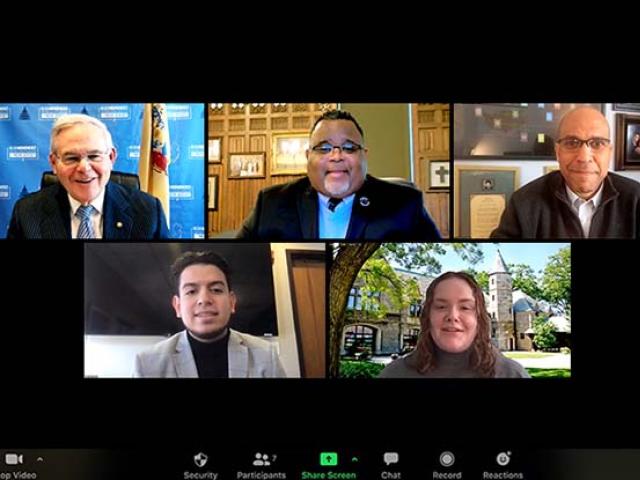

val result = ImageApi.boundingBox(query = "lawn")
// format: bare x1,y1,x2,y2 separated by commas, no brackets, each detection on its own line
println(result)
526,368,571,378
504,352,563,359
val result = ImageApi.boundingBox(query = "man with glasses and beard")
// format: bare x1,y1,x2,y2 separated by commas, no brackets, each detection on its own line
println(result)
7,114,169,239
236,109,441,240
491,106,640,239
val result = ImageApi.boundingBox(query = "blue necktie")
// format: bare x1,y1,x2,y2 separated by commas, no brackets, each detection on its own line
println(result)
76,205,95,239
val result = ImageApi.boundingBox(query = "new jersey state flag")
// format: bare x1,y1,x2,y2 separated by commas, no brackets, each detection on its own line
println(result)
139,103,171,223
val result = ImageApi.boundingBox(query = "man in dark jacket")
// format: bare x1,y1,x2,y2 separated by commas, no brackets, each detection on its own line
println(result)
491,106,640,239
7,113,169,239
237,109,440,240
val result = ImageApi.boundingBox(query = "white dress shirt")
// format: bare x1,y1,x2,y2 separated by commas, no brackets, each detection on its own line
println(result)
565,184,603,238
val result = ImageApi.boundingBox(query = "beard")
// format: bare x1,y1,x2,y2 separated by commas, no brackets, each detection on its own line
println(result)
324,175,351,197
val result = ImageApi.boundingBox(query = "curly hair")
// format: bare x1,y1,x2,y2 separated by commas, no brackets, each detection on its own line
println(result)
414,271,496,377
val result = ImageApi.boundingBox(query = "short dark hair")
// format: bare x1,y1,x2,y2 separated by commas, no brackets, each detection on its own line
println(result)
171,251,232,294
310,109,364,140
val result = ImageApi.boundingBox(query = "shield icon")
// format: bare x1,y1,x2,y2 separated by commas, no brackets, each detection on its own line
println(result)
194,452,208,468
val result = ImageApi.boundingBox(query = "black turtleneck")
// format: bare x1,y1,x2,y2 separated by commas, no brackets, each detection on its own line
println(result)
187,329,230,378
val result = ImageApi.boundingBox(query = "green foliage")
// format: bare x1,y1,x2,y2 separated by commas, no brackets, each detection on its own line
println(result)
378,243,483,274
541,246,571,317
509,263,543,299
353,243,484,319
533,315,557,350
464,268,489,292
526,368,571,378
339,361,385,378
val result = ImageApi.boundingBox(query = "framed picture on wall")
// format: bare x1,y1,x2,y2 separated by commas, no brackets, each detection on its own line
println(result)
613,104,640,113
208,137,222,163
429,160,450,189
615,114,640,170
228,153,265,179
271,133,309,175
208,175,218,210
454,165,520,238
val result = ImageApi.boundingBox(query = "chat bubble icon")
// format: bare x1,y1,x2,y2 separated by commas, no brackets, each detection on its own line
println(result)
383,452,399,466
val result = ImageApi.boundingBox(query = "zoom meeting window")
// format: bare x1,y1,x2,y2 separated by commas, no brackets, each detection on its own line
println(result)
330,242,571,379
83,242,326,378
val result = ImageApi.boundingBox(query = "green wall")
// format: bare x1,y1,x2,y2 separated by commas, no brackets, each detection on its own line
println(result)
341,103,411,180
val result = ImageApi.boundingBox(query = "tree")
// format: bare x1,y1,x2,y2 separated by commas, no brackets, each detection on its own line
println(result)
330,243,380,377
353,251,423,320
329,243,483,377
533,315,557,350
464,268,489,292
540,246,571,317
508,263,543,299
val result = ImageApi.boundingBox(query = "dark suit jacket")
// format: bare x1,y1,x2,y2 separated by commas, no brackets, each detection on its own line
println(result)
7,182,169,239
236,175,441,240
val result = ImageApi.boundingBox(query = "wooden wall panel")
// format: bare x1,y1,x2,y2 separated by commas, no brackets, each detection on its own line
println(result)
412,103,451,238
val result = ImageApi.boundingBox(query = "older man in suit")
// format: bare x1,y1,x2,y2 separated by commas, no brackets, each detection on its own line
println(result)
133,251,286,378
236,109,441,240
7,114,168,239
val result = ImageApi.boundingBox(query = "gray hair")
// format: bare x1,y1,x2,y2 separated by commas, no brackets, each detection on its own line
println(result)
50,114,114,155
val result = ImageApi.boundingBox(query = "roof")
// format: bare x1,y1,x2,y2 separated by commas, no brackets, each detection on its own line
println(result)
489,249,509,275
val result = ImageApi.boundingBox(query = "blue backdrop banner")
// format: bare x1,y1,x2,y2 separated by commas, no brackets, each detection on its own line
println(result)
0,103,205,238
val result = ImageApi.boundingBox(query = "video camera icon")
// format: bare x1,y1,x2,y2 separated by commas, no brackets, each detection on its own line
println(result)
5,453,23,465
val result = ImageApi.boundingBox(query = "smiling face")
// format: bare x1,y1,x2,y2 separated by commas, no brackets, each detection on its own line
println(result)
555,107,611,200
49,123,116,204
428,277,479,354
306,119,368,198
172,264,237,340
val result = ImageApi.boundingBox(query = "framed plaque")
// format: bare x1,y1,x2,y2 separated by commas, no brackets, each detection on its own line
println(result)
543,165,559,175
454,165,520,238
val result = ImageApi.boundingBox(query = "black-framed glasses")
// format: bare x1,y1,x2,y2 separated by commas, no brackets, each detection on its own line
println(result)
556,137,611,152
310,141,364,155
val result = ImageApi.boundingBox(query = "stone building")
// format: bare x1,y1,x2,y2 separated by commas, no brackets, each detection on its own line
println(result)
342,250,570,356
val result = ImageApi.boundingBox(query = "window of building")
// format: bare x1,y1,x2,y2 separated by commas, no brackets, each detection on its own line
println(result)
347,287,362,310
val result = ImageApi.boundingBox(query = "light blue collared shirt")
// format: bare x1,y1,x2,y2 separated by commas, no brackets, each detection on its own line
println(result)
318,193,354,239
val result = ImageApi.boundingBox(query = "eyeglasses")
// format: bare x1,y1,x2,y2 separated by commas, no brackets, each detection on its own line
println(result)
310,141,364,155
556,137,611,152
56,152,109,166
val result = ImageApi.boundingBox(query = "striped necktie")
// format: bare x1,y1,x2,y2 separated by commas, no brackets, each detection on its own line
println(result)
76,205,96,239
